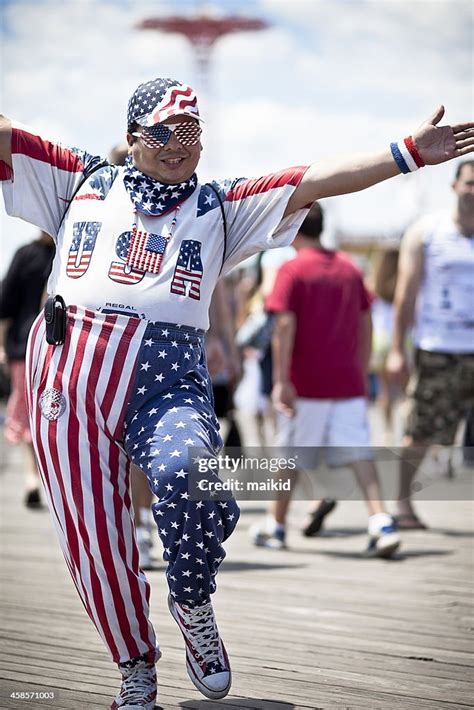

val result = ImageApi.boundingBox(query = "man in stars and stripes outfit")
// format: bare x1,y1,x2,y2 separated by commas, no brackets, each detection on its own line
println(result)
0,78,472,709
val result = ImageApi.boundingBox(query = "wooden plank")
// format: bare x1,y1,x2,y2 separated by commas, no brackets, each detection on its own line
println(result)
1,441,473,709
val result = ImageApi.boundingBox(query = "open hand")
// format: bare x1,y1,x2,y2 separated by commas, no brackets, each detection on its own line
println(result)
413,106,474,165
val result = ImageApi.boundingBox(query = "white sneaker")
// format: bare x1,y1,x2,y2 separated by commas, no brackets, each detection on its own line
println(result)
136,525,153,570
366,513,401,558
250,521,287,550
168,595,231,700
111,655,157,709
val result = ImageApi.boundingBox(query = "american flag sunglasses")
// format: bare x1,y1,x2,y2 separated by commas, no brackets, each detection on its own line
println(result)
132,122,202,148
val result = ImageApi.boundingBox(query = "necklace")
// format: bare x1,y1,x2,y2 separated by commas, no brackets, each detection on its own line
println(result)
126,205,180,274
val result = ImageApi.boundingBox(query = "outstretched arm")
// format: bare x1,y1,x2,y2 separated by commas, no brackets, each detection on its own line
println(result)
0,116,106,238
284,106,474,216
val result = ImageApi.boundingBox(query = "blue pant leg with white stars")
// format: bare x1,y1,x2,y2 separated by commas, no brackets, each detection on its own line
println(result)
123,323,240,605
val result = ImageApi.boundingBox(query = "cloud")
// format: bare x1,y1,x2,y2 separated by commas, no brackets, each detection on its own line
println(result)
1,0,472,273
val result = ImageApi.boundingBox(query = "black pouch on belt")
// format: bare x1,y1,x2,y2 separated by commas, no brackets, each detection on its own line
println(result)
44,295,67,345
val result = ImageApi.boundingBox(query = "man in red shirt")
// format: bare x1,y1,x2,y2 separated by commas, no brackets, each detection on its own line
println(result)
251,203,401,557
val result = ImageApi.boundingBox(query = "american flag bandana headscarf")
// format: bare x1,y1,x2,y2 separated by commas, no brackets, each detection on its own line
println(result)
122,155,197,216
127,78,201,129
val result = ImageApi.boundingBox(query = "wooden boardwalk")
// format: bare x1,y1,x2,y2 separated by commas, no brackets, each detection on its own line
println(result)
0,442,473,710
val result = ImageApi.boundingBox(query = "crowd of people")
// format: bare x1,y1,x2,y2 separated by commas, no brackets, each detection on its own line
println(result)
0,76,472,709
226,160,473,552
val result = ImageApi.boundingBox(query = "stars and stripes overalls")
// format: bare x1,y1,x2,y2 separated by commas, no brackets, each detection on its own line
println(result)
27,306,239,663
3,125,308,665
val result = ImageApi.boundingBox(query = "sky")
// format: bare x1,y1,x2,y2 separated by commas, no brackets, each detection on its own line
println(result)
1,0,472,273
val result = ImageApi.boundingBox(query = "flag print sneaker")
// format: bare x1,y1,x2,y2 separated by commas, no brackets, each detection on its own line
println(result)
111,652,159,709
168,595,231,700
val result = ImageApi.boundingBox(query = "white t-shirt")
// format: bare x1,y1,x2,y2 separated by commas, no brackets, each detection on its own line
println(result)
2,125,309,329
414,211,474,353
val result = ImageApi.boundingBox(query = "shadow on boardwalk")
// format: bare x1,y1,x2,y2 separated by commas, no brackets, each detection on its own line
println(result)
0,442,473,709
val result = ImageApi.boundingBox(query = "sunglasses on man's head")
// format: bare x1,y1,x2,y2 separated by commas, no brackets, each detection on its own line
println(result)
132,121,202,148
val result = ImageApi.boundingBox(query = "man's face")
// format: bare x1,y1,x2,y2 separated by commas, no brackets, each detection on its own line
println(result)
453,164,474,214
127,115,201,184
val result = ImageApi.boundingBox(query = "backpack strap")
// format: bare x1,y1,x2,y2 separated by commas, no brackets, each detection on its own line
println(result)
57,157,109,234
206,182,228,275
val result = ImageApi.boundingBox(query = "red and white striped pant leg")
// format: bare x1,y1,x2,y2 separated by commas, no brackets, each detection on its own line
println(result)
25,307,159,664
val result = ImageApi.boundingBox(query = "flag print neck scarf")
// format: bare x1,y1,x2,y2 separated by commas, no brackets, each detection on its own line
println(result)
123,155,197,217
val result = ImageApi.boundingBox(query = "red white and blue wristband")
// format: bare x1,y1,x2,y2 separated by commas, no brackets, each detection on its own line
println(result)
390,136,425,174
